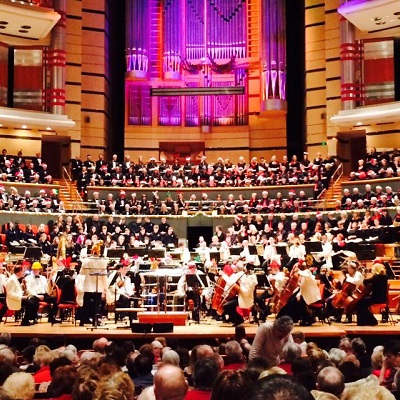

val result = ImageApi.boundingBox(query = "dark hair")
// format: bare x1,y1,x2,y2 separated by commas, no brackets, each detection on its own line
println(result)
338,361,363,383
243,375,314,400
193,358,220,390
383,340,400,357
134,354,153,375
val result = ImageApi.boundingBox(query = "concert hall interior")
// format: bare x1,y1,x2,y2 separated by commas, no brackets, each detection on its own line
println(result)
1,1,400,398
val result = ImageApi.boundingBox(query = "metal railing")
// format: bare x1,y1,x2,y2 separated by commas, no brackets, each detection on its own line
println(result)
61,166,83,213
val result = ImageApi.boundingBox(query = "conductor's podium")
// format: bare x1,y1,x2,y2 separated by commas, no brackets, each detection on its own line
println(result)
138,311,189,326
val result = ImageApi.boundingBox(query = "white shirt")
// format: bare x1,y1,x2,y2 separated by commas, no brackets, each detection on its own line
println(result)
346,270,364,287
80,257,108,293
298,269,321,305
288,244,306,260
25,273,49,297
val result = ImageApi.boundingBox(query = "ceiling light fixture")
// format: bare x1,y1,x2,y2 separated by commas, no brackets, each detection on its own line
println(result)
21,125,27,129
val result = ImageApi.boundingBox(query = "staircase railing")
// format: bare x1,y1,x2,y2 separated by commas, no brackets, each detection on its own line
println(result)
329,163,343,200
61,166,84,212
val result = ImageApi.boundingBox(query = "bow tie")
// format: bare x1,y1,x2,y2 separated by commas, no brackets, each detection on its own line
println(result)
35,276,40,279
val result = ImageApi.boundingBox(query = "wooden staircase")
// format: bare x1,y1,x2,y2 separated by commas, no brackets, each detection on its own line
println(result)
53,179,83,212
320,175,348,209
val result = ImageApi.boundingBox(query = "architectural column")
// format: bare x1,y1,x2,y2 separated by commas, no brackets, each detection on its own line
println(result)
339,1,363,110
48,0,66,115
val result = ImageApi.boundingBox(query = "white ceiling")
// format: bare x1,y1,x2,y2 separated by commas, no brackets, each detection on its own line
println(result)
0,0,60,40
338,0,400,33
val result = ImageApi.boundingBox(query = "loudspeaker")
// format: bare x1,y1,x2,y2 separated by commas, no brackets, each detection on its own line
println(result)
131,323,152,333
153,322,174,333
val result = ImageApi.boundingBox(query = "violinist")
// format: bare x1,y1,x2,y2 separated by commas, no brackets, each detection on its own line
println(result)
277,259,321,326
355,263,388,326
222,260,258,326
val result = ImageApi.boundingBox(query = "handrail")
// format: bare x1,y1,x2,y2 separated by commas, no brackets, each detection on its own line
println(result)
62,166,83,212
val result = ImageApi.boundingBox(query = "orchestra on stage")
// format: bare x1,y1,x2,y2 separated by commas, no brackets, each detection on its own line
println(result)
0,209,399,328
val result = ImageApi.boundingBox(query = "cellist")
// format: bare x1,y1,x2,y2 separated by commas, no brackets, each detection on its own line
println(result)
221,259,258,326
276,259,321,326
355,262,388,326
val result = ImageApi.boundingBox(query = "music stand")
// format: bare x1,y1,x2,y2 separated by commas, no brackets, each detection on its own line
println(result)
209,251,221,264
127,247,147,258
256,274,270,288
186,274,203,324
88,271,108,331
275,245,288,256
106,249,125,259
229,247,242,257
305,241,323,253
148,248,166,259
24,247,42,261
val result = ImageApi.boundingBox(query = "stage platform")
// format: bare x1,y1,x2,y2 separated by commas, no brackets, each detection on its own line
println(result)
2,314,400,351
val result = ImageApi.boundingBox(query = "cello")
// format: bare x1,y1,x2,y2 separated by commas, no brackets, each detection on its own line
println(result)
275,262,300,313
211,272,243,315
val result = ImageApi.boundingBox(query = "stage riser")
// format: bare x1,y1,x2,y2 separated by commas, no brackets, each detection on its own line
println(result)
138,312,189,326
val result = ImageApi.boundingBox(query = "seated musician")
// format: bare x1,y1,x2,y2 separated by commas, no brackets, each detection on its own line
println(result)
277,259,321,326
0,264,9,321
106,262,136,321
314,233,334,269
327,261,364,323
173,261,198,311
287,238,306,270
355,262,388,326
222,260,258,326
254,260,286,322
5,265,39,326
25,262,60,324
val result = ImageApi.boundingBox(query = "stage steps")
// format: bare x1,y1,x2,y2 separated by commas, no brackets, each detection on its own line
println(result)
52,179,84,212
321,175,349,209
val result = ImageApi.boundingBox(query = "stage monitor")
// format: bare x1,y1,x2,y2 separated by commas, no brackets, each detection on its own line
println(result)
148,248,166,259
24,247,42,260
131,323,152,333
153,322,173,333
304,241,322,253
127,247,147,258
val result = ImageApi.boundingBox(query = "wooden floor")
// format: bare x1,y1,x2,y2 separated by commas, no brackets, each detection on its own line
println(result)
2,313,400,350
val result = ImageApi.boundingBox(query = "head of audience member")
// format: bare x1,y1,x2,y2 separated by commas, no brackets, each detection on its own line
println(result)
246,356,271,382
383,340,400,370
328,348,346,367
95,371,135,400
93,337,110,354
196,344,215,362
243,374,313,400
153,363,188,400
338,360,363,383
370,345,384,371
192,357,220,391
316,366,345,398
282,342,301,364
3,372,35,400
33,345,55,368
48,365,77,397
162,350,180,366
211,370,253,400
